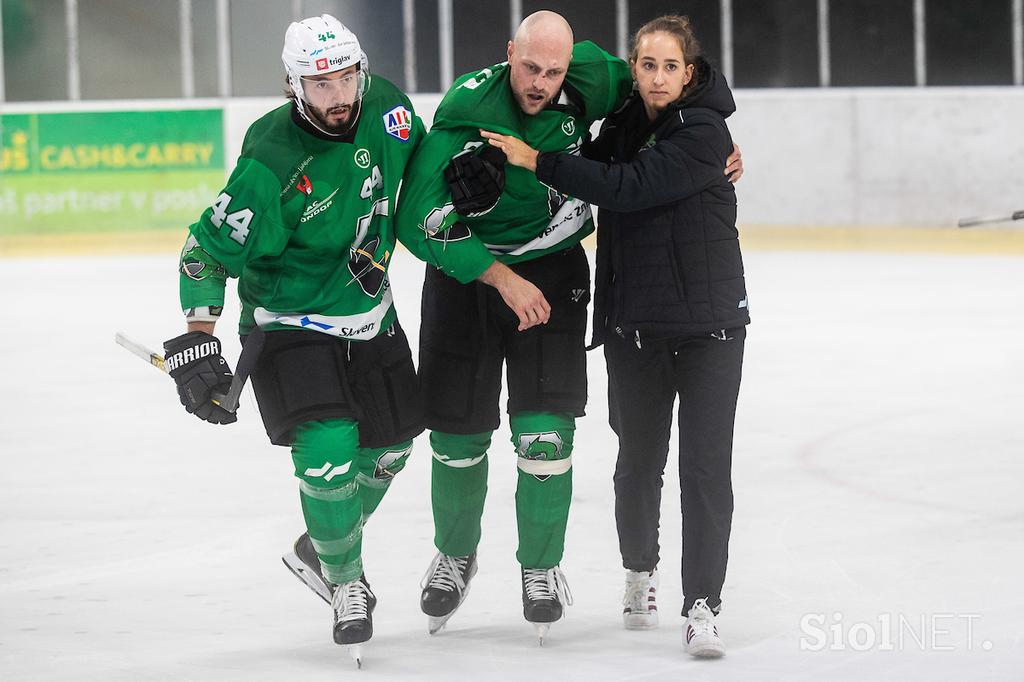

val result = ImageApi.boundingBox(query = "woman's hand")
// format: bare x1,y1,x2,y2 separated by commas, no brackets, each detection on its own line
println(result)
480,130,539,172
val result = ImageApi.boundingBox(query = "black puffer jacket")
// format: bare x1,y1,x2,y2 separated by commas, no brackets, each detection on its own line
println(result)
536,58,749,347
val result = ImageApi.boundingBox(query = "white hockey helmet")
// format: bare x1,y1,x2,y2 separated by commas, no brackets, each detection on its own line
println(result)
282,15,370,126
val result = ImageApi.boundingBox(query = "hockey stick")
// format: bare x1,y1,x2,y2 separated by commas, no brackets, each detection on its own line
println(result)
115,332,169,372
114,329,265,413
957,210,1024,228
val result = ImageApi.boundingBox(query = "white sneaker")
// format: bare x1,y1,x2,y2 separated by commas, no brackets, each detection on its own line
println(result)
683,598,725,657
622,569,658,629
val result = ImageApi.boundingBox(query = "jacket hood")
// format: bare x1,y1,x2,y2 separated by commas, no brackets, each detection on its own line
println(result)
675,57,735,119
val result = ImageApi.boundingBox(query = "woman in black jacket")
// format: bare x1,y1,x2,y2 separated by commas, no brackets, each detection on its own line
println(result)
482,15,748,658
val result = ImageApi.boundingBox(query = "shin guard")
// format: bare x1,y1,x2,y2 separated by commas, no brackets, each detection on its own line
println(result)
356,440,413,521
291,419,364,585
430,430,492,557
510,412,575,569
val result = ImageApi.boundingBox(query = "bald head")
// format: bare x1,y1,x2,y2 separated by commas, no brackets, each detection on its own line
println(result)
507,11,574,115
513,10,574,49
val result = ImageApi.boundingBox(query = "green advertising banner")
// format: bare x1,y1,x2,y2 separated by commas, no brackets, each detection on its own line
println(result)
0,109,224,235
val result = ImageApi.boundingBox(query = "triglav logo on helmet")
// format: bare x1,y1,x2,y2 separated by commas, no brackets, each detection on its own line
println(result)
383,105,412,142
315,55,351,72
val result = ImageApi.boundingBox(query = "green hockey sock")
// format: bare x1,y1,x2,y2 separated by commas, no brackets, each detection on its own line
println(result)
510,412,575,569
430,430,491,557
291,419,364,585
356,440,413,522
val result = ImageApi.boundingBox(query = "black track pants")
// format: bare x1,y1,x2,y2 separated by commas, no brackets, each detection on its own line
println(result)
605,327,745,615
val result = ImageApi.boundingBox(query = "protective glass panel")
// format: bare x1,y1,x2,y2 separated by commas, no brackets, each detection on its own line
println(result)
830,0,914,86
413,0,440,92
926,0,1013,85
2,0,69,101
191,0,220,98
452,0,512,83
78,0,182,99
733,0,818,87
230,0,293,96
522,0,617,57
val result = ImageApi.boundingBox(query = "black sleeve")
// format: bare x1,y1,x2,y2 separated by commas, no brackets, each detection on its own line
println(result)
580,117,618,162
536,111,729,213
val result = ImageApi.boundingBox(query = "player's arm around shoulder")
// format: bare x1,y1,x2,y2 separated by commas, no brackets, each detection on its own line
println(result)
395,126,549,330
566,40,633,124
394,127,496,283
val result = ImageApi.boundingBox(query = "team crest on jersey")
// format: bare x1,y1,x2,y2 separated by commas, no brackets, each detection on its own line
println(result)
382,105,412,141
179,235,224,282
348,235,389,297
296,175,312,195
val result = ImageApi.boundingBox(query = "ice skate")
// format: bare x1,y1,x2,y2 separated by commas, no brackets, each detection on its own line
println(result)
333,576,377,667
282,532,332,604
683,598,725,658
622,569,659,629
521,566,573,645
420,551,478,634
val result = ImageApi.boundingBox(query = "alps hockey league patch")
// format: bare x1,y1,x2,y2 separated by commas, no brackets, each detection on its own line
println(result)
382,105,412,142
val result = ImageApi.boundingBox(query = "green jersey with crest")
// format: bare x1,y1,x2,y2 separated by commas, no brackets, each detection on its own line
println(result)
395,41,631,284
179,76,424,339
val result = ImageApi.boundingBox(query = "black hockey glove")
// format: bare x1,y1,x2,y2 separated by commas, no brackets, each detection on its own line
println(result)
444,145,507,217
163,331,237,425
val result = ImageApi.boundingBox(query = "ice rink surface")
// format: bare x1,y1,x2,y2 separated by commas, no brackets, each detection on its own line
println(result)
1,245,1022,681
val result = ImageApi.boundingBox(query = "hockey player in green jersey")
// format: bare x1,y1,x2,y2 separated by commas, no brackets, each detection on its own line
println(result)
163,14,424,665
395,10,630,642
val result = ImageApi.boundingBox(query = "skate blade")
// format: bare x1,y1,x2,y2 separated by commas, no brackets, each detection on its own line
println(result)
425,579,475,635
534,623,550,646
282,552,332,604
427,613,453,635
348,644,363,668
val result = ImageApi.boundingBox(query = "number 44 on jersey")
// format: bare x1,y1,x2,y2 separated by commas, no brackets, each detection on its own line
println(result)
209,192,255,245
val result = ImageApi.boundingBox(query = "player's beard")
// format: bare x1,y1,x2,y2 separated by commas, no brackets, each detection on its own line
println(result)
309,100,359,135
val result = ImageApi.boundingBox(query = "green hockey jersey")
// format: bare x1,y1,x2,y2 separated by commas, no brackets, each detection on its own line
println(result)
179,76,425,339
395,41,631,284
